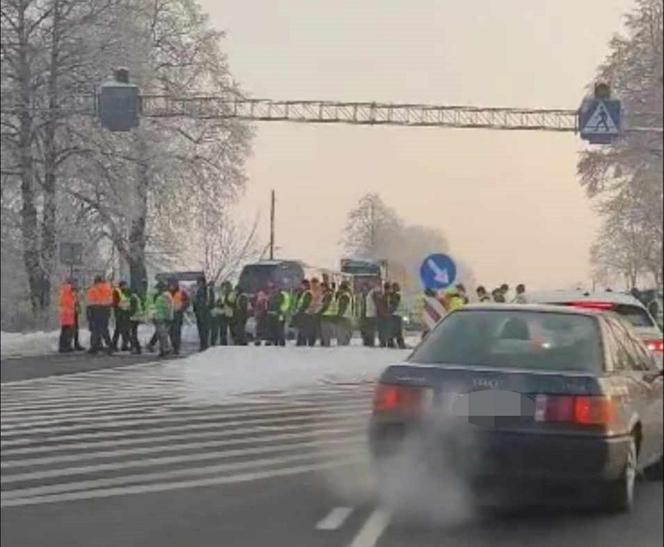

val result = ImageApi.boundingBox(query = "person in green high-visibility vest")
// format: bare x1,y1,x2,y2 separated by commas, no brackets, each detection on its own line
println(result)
267,285,290,346
128,287,145,354
319,283,338,347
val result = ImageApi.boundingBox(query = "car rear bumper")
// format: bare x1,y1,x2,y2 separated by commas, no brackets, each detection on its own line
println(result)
369,422,631,483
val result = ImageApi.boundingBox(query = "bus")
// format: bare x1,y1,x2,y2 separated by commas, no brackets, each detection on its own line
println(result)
340,258,383,293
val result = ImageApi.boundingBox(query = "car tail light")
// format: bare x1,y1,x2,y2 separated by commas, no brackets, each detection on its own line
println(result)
645,339,664,353
373,383,425,415
535,394,613,426
568,301,614,311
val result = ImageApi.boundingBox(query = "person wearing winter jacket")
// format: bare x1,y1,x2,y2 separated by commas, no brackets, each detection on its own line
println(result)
128,288,145,354
58,279,76,353
336,282,354,346
387,282,406,349
152,282,173,357
293,279,312,346
232,286,250,346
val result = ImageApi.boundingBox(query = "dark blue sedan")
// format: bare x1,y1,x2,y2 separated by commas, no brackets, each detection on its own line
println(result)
369,304,663,513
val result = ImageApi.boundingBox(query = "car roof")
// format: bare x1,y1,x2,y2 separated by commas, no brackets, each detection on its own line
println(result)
459,303,605,317
527,290,646,308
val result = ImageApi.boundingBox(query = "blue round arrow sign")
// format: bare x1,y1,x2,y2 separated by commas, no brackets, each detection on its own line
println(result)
419,253,457,290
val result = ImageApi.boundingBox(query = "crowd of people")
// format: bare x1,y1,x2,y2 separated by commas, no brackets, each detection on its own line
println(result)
57,275,529,356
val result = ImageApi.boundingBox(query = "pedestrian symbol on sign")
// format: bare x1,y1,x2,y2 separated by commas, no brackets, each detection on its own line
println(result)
584,102,618,134
579,98,621,144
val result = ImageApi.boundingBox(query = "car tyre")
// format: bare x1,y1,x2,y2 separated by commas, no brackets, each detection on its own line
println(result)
603,437,637,513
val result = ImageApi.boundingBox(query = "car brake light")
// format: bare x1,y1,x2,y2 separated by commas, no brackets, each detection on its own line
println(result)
373,383,424,415
645,339,664,353
568,301,614,311
535,394,613,426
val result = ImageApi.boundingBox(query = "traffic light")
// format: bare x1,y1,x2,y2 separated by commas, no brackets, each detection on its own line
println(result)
98,68,140,132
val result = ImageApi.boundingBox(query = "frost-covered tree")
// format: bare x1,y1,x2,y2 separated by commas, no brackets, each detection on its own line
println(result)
1,0,252,328
342,192,474,294
343,193,402,260
578,0,663,290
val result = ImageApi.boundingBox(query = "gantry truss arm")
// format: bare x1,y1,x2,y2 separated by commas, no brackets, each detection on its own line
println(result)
140,96,580,132
1,93,661,132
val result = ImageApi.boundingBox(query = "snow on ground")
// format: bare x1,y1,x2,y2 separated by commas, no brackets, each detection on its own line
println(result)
167,342,413,405
0,324,198,359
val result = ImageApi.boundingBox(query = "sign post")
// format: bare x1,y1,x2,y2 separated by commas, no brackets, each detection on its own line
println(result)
59,242,83,280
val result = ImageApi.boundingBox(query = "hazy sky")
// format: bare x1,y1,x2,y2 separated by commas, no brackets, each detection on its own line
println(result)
200,0,633,289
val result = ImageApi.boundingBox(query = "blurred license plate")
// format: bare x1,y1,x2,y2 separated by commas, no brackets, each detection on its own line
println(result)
451,390,527,417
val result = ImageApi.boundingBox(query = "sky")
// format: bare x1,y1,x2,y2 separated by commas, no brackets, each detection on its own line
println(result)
200,0,633,290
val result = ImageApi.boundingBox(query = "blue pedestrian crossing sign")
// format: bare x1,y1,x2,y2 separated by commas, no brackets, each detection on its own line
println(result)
579,99,621,144
419,253,457,290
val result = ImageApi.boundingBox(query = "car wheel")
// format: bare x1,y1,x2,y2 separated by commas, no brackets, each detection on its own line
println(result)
603,437,637,513
644,456,663,481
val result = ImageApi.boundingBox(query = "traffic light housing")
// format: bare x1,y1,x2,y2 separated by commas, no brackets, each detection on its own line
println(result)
98,68,140,132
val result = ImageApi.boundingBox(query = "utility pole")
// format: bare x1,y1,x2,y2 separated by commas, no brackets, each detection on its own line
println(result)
269,190,275,260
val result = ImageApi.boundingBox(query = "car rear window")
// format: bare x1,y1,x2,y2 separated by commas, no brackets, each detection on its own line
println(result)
410,310,603,373
551,302,655,328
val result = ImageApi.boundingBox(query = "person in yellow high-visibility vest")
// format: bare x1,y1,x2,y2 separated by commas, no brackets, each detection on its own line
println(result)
336,282,354,346
439,283,467,313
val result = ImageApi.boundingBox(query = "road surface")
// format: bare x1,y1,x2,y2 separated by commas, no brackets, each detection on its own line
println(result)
2,357,662,547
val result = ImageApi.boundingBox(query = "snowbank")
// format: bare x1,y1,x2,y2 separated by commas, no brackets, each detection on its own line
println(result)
168,344,412,405
1,324,198,359
0,330,88,359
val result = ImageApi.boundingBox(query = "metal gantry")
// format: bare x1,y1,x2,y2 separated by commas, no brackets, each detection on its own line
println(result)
2,92,661,133
139,96,579,132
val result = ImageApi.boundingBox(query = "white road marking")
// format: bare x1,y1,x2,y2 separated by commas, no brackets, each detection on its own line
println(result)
348,509,392,547
1,409,368,448
0,457,364,507
0,401,369,436
1,427,363,469
1,436,365,482
2,447,361,501
316,506,354,530
1,415,364,456
0,390,369,421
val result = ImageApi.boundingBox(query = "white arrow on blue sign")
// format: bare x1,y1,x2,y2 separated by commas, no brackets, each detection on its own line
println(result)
419,253,457,290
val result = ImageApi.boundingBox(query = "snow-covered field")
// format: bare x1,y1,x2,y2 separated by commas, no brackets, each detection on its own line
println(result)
165,343,411,405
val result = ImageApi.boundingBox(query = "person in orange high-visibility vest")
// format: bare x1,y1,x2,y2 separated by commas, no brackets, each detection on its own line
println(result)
86,275,114,354
168,278,190,355
58,280,76,353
